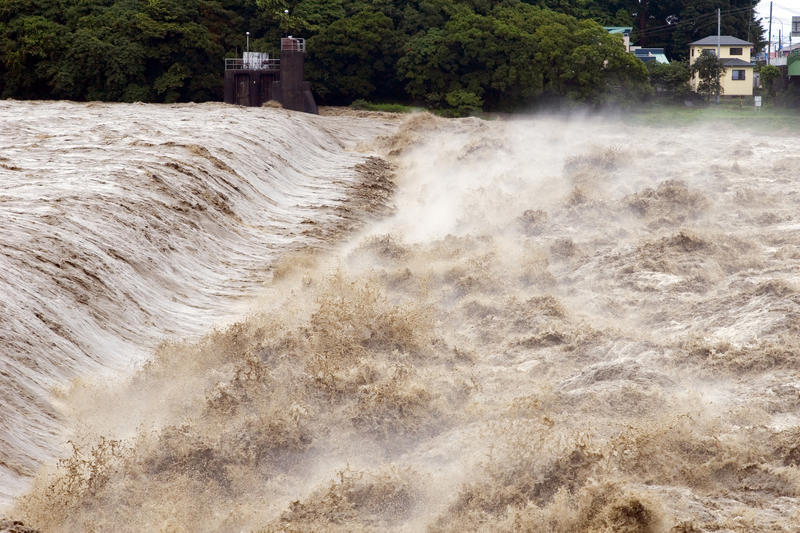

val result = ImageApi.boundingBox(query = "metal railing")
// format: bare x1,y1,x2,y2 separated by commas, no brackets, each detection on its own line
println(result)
224,58,281,71
281,37,306,52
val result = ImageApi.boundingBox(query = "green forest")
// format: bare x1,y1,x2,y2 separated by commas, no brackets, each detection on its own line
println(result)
0,0,765,112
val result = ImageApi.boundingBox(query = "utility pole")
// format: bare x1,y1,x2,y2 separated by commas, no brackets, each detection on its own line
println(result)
768,1,773,65
716,8,721,104
639,0,648,47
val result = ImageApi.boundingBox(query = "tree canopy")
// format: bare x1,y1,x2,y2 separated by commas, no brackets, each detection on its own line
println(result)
647,60,690,99
397,3,650,111
0,0,243,102
690,50,724,101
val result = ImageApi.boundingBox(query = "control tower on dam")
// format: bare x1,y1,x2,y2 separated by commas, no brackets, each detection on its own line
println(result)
224,37,317,114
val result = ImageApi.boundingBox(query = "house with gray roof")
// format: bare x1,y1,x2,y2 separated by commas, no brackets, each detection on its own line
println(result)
689,36,754,97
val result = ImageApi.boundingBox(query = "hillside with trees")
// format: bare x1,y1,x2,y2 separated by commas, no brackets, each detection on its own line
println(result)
0,0,764,112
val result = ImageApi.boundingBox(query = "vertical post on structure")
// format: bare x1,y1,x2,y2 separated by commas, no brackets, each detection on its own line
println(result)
768,2,773,65
637,0,649,47
246,32,250,55
716,8,721,104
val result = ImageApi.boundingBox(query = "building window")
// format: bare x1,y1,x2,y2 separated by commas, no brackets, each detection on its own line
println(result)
691,48,695,57
793,17,800,34
702,49,716,56
732,69,746,80
729,47,743,55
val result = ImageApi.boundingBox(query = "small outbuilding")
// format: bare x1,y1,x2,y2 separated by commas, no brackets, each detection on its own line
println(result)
788,51,800,79
632,47,669,64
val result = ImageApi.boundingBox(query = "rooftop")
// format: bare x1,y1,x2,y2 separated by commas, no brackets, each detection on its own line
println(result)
722,58,753,67
690,35,752,46
789,53,800,77
633,48,669,64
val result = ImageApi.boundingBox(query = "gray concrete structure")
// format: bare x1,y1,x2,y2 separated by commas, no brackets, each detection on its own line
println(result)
224,37,317,114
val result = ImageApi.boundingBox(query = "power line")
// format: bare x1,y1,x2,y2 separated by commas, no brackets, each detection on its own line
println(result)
766,1,799,15
638,5,754,36
756,0,797,17
646,5,754,32
634,5,756,42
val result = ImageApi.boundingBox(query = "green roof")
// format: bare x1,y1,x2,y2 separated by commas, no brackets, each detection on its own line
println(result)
789,57,800,78
604,26,632,34
634,48,669,64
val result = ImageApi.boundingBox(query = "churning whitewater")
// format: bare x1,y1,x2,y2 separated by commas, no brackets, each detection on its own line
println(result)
3,102,800,532
0,101,397,507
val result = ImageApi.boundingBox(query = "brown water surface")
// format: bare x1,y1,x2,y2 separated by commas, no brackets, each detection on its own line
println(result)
4,104,800,532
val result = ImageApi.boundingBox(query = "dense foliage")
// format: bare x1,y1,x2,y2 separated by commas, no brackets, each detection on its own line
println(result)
630,0,765,61
0,0,762,111
647,60,690,100
397,3,650,111
758,64,781,98
0,0,251,102
690,51,724,101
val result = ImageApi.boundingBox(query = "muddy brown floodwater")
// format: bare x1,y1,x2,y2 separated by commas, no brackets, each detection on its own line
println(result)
2,103,800,532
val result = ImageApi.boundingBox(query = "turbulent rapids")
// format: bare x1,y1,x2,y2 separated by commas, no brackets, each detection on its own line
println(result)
0,101,396,506
2,102,800,531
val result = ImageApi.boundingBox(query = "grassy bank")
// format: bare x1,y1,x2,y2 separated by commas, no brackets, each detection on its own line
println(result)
346,98,800,131
349,99,421,114
628,102,800,131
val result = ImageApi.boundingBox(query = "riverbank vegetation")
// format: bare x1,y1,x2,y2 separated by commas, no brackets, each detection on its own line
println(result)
0,0,764,113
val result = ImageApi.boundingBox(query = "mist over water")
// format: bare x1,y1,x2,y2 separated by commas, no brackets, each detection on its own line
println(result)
4,104,800,531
